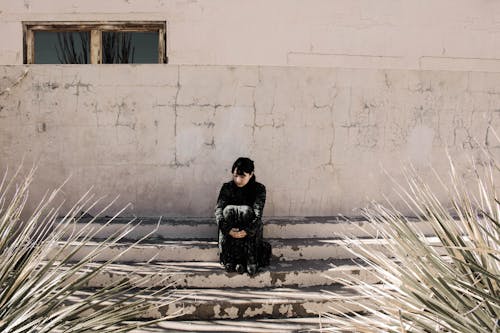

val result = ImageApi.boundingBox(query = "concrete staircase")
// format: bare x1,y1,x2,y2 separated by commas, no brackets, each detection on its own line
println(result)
58,216,434,332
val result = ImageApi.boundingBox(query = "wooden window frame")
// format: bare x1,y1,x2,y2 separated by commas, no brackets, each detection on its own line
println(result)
23,21,167,64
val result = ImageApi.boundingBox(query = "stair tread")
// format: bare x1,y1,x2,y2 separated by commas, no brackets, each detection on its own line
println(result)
59,236,440,246
78,285,362,302
70,285,371,321
82,258,379,289
88,258,364,274
170,285,363,302
65,215,424,226
59,216,436,240
68,216,373,225
128,317,340,333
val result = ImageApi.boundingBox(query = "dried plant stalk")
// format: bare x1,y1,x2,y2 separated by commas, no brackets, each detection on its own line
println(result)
0,166,178,332
322,152,499,333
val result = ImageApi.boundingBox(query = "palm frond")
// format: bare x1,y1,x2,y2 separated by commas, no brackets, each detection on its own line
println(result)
0,166,178,332
322,151,499,333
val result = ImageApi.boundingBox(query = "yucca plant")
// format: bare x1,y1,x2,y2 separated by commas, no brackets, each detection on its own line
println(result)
322,150,499,332
0,166,178,332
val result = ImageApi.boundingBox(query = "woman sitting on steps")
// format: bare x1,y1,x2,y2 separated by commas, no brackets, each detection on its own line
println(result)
215,157,271,276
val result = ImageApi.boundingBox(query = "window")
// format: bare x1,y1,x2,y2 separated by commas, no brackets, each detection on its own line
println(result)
23,22,167,64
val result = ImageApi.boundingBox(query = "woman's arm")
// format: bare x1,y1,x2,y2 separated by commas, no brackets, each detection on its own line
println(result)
253,183,266,221
215,183,232,234
243,183,266,237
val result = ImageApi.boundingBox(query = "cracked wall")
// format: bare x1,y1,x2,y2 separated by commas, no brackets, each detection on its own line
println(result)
0,65,499,216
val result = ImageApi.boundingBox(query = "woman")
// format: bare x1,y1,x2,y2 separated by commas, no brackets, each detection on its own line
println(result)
215,157,271,275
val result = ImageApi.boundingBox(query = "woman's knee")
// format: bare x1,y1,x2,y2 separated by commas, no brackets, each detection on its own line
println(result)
222,205,238,219
239,206,255,219
223,205,254,219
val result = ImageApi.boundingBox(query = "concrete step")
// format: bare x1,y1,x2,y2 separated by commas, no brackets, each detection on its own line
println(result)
82,259,379,289
61,216,435,240
51,236,443,263
75,285,372,321
128,317,340,332
164,285,370,320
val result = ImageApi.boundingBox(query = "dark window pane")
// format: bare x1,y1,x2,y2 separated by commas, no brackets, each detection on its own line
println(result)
102,31,158,64
34,31,90,64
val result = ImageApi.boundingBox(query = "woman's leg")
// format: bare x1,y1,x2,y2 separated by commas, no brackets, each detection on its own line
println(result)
223,205,260,275
222,205,257,273
222,205,254,227
220,205,249,268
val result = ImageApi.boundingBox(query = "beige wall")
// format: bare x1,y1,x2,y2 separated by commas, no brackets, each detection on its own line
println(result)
0,65,498,216
2,1,500,71
0,1,499,217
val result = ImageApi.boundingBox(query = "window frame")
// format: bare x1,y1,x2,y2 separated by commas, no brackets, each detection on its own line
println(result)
23,21,167,64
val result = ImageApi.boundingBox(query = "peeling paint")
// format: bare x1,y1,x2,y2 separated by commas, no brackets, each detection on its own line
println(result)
270,272,287,286
278,303,294,316
224,306,239,318
243,304,273,317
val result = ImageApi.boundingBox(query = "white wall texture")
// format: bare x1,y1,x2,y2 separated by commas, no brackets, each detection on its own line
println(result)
0,1,499,217
0,65,498,216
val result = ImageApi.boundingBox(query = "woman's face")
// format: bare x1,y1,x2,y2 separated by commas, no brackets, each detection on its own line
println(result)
233,170,253,187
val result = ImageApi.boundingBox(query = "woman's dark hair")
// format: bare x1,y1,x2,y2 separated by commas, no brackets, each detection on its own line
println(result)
231,157,254,175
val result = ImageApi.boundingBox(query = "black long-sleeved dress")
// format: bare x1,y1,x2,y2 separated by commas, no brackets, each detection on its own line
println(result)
214,177,271,268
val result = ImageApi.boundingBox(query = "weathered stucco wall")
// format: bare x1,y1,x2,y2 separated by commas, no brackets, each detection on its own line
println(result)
2,0,500,71
0,65,498,216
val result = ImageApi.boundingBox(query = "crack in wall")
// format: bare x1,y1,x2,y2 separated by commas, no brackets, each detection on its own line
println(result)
0,68,29,96
64,79,92,111
93,102,100,128
384,73,392,89
114,101,137,130
484,110,497,147
452,113,475,149
314,86,338,167
268,84,277,115
206,106,218,149
169,66,196,168
64,80,91,96
204,137,215,149
327,101,336,167
176,102,232,108
1,66,496,216
251,95,257,143
341,92,382,149
249,82,282,144
33,81,59,91
171,66,184,168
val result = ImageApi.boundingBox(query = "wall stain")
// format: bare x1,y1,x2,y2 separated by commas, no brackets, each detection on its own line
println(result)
192,121,215,128
33,81,59,91
64,80,91,96
36,122,46,133
169,158,194,169
204,137,215,149
114,101,137,130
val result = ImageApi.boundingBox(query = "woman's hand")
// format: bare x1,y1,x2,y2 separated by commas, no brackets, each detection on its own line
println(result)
229,228,247,238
